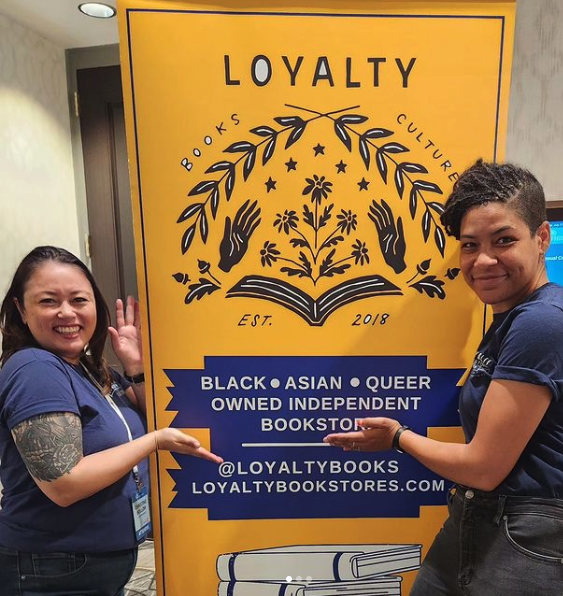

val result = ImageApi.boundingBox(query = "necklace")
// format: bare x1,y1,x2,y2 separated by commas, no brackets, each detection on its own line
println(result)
77,361,108,396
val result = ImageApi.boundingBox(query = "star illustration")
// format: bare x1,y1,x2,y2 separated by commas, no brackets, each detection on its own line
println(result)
357,177,370,191
313,143,325,156
285,158,297,172
335,160,347,173
265,177,277,192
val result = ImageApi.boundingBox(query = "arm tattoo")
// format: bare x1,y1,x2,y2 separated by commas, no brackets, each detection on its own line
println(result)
12,412,83,482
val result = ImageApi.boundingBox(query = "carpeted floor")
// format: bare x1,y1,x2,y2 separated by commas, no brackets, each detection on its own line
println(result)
125,540,157,596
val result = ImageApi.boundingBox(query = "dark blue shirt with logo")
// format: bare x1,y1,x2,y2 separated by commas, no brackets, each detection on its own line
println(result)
0,348,148,552
460,283,563,496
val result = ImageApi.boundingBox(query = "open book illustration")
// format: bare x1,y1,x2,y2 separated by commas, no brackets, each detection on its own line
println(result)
218,576,402,596
226,275,402,325
216,544,421,582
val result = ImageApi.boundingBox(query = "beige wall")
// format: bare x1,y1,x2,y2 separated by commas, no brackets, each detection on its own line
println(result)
507,0,563,201
0,12,80,297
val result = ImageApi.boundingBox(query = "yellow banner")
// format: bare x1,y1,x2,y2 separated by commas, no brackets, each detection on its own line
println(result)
118,2,514,594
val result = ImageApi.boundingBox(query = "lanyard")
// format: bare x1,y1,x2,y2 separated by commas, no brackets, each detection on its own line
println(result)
80,363,143,491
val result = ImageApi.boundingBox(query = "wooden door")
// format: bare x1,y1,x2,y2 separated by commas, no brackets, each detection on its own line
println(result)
77,65,137,365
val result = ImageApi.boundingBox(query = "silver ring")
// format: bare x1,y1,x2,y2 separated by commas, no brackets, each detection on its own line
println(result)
352,441,356,450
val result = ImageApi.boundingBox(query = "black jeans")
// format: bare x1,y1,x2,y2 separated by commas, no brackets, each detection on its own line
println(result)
0,545,137,596
411,485,563,595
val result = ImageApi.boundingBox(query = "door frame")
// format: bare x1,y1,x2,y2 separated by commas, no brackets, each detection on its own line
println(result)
66,44,121,267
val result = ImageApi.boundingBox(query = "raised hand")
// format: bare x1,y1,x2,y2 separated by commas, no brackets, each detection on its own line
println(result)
368,199,407,274
219,199,261,272
108,296,143,374
154,428,223,463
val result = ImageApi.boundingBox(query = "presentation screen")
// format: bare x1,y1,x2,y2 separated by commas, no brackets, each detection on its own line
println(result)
546,208,563,286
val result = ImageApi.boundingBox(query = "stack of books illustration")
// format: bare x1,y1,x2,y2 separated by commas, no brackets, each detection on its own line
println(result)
217,543,421,596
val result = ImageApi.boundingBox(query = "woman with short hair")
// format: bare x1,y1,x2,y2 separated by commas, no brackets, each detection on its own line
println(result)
326,160,563,595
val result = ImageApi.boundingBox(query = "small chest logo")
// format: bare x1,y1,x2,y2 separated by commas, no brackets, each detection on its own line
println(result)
470,352,495,378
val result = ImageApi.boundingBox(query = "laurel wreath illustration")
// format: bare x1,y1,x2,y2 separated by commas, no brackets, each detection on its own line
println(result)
173,105,460,325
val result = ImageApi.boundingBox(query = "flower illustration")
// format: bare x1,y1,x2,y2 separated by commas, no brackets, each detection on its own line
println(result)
336,210,358,235
273,210,298,234
260,241,280,267
302,174,333,204
352,240,370,265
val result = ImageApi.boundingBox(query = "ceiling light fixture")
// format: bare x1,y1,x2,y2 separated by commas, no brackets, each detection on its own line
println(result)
78,3,117,19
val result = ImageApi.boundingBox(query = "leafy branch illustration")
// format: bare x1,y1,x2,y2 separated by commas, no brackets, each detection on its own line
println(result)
172,260,222,304
287,104,447,257
405,259,461,299
177,105,360,255
174,104,458,310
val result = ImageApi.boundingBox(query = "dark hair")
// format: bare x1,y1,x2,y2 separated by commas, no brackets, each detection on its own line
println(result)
441,159,547,239
0,246,112,388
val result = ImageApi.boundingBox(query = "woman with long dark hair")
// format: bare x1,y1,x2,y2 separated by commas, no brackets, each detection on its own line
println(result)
0,246,222,595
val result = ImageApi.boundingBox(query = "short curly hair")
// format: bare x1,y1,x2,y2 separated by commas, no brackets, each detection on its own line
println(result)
441,159,546,239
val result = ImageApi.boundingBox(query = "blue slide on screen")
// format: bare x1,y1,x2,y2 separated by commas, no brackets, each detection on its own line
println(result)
546,221,563,286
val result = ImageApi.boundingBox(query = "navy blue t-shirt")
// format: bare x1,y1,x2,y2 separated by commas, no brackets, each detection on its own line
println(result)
0,348,149,552
460,283,563,496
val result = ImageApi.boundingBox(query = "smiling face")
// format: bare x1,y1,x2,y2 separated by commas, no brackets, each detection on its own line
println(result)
16,261,97,364
459,202,550,313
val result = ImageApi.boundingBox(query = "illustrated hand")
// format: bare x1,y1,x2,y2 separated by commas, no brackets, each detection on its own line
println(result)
155,428,223,464
108,296,143,374
368,199,406,274
324,417,401,452
219,199,261,272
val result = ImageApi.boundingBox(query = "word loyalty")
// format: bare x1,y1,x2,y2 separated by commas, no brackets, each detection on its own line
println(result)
224,55,417,88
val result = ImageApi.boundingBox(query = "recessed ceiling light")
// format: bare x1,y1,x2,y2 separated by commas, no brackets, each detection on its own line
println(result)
78,3,116,19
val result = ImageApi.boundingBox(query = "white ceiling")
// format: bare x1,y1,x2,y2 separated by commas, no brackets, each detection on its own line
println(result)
0,0,119,49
